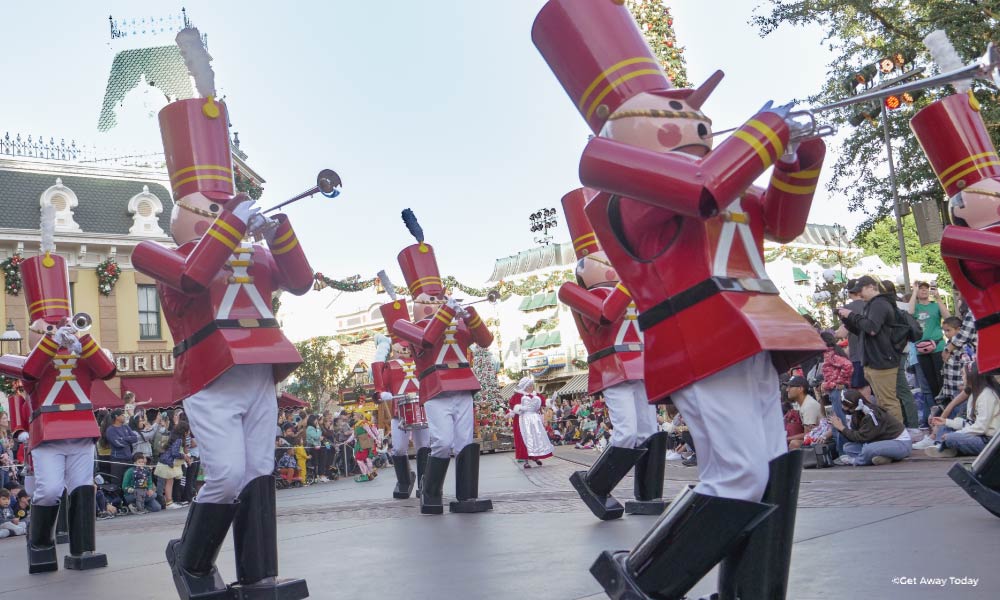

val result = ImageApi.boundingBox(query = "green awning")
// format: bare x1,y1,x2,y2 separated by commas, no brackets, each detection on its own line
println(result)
523,293,544,311
546,331,562,347
542,291,558,308
522,335,536,350
792,267,809,282
797,306,810,315
517,296,532,311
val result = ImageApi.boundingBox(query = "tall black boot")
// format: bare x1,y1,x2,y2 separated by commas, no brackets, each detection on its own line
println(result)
64,485,108,570
590,486,776,600
949,431,1000,518
416,447,430,497
449,443,493,513
420,455,449,515
26,503,59,574
56,489,69,544
626,432,670,516
392,454,415,499
230,475,309,600
717,450,803,600
165,501,237,600
570,445,646,520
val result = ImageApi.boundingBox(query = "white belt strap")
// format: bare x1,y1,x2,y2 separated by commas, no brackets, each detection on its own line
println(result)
712,205,769,279
41,356,88,406
435,320,465,364
614,302,644,344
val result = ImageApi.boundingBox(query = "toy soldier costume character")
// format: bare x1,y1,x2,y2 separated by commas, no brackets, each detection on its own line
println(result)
132,35,315,596
390,210,495,515
534,1,827,598
0,211,116,574
557,188,665,519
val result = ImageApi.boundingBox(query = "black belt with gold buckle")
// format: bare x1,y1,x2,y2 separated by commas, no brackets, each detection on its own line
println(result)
418,362,471,380
637,276,778,332
31,403,94,421
588,343,644,363
173,318,280,357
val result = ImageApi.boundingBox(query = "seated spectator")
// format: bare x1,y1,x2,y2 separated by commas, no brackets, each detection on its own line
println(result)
277,447,300,483
14,490,30,524
786,376,822,450
575,415,598,449
830,390,911,466
937,314,976,409
124,453,161,514
925,362,1000,458
95,480,118,520
0,487,26,538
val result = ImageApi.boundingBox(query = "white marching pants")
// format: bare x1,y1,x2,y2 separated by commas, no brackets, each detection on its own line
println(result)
183,364,278,504
391,418,430,457
604,380,658,448
423,391,475,459
670,351,787,502
31,439,95,506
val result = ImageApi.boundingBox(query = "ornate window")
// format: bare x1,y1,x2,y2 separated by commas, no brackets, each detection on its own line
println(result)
127,185,165,236
39,178,82,232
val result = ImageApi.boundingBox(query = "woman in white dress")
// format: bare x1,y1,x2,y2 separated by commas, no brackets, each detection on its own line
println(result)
508,377,555,468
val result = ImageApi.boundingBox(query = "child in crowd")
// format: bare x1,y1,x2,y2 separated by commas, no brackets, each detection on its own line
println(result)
155,422,190,510
124,453,161,514
0,487,27,537
938,315,976,409
277,447,299,482
14,490,30,523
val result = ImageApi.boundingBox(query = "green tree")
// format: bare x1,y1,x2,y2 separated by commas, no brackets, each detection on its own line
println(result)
286,336,348,409
627,0,689,87
854,213,952,289
753,1,1000,233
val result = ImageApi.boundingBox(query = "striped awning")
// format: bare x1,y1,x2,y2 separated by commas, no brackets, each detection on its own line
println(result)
554,373,589,398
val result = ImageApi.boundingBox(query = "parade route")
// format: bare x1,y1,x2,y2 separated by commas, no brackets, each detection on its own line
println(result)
0,447,997,599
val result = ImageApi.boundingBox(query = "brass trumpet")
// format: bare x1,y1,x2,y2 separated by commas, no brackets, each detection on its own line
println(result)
455,290,502,306
263,169,342,214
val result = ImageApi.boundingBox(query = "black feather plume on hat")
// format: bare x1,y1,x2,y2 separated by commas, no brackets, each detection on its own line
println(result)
401,209,424,243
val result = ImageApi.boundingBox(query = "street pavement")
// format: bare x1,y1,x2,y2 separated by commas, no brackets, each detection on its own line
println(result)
0,447,997,599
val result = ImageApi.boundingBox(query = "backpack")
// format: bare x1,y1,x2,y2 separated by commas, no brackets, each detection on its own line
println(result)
889,305,923,352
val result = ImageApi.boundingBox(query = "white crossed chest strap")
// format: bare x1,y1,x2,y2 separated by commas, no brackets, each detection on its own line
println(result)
42,355,88,406
395,359,419,394
217,242,274,320
615,302,644,344
712,205,769,279
435,316,465,364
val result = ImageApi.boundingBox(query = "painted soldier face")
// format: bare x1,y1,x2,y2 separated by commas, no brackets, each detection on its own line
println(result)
170,192,224,245
413,291,448,320
576,250,619,289
952,178,1000,229
601,92,714,158
392,341,412,359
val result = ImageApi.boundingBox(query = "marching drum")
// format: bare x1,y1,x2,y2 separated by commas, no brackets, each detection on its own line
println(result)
396,393,428,431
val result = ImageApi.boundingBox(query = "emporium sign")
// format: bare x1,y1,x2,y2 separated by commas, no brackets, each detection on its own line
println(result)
114,351,175,375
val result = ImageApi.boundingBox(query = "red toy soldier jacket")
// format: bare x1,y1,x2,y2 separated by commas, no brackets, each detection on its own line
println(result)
392,304,493,404
581,134,828,402
560,284,643,394
132,212,314,402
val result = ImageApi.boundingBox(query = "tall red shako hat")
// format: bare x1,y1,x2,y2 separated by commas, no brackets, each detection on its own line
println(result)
397,209,445,298
379,298,412,344
21,206,71,325
561,188,601,259
910,91,1000,198
532,0,723,134
158,97,235,203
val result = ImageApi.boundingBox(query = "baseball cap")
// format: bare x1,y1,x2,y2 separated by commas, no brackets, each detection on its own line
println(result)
786,375,808,388
848,275,878,294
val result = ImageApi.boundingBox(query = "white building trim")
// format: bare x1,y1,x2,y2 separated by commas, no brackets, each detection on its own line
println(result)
127,185,166,237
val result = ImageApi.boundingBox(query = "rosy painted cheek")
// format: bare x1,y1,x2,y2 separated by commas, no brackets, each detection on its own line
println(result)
422,306,432,317
194,220,210,236
657,123,682,148
606,269,617,281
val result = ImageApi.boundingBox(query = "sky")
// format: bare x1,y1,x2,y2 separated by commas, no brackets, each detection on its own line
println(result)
0,1,864,340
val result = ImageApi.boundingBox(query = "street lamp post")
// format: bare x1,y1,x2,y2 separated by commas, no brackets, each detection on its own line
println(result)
529,208,558,246
0,319,22,354
880,107,911,294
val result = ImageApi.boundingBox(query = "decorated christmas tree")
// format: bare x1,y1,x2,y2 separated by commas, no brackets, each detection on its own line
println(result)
471,345,511,445
626,0,689,87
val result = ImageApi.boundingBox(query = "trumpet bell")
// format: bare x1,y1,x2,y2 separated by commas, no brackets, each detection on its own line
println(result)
317,169,342,199
71,312,92,332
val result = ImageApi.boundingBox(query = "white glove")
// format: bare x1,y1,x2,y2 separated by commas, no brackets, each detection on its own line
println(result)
446,297,461,311
379,392,393,402
249,213,279,243
230,197,261,226
55,326,82,355
17,432,29,444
